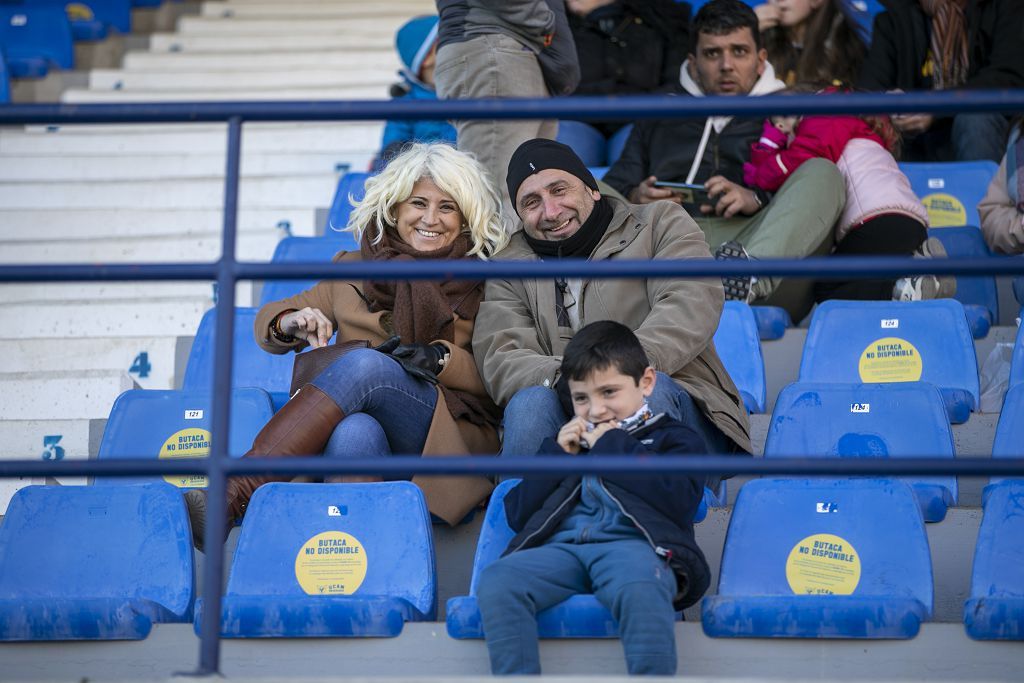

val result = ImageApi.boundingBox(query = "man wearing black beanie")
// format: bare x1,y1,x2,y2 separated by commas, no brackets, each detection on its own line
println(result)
472,138,751,466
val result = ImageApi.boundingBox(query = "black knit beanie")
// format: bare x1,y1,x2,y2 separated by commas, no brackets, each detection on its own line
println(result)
505,139,599,215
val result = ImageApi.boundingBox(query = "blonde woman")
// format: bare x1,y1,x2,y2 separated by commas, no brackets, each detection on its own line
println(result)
186,143,509,551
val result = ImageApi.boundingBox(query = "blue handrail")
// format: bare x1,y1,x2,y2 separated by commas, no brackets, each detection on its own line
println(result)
1,90,1022,674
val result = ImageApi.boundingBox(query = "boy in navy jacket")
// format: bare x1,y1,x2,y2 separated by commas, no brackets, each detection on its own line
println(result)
476,320,710,675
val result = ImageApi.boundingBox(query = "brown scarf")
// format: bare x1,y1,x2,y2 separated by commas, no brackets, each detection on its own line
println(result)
360,226,499,428
924,0,969,90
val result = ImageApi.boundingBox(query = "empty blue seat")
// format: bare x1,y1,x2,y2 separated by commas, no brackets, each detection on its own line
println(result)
900,161,998,228
606,123,633,167
0,46,9,103
447,478,712,639
95,388,274,487
702,477,932,639
964,480,1024,640
195,482,435,637
928,226,999,338
713,301,766,413
259,235,359,307
751,305,791,340
1013,276,1023,307
0,6,73,78
181,307,294,411
556,120,607,168
841,0,885,42
799,299,979,423
0,483,194,640
37,0,107,41
1011,321,1024,389
989,383,1024,486
764,381,957,522
326,171,370,234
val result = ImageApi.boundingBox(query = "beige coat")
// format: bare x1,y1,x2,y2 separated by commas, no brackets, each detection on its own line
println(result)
978,156,1024,255
472,196,752,453
254,250,499,524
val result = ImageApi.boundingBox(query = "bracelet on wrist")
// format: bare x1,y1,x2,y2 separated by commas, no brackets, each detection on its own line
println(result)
270,311,297,343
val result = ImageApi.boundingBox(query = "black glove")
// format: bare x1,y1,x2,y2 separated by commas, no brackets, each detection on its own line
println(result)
391,343,446,385
372,335,402,355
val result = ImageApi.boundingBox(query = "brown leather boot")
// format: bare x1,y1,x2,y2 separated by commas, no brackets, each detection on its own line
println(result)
184,384,344,552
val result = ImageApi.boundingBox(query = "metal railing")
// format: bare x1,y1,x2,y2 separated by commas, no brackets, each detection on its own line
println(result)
1,90,1023,674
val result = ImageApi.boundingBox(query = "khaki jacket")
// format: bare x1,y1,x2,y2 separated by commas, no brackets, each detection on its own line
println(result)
978,156,1024,255
254,250,499,524
472,197,751,453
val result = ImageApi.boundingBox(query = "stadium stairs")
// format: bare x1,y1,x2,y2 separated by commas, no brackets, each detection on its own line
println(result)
0,0,1021,679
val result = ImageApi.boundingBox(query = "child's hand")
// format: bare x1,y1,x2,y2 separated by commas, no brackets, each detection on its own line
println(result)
556,417,588,454
581,420,620,449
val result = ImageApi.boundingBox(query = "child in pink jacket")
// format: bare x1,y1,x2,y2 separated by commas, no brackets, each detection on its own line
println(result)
744,98,933,301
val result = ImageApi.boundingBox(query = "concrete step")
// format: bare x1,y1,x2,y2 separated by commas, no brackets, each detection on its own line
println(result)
60,85,386,102
122,48,396,71
148,32,392,53
0,152,353,182
0,175,339,210
0,370,137,420
0,336,182,390
0,298,211,338
199,0,433,19
86,67,395,92
1,122,382,155
0,282,217,303
175,16,403,36
0,209,318,241
0,417,102,510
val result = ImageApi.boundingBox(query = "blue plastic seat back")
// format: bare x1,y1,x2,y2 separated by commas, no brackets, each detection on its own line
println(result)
556,120,607,168
751,305,792,340
216,482,436,634
0,46,10,103
1010,321,1024,389
0,483,194,639
181,307,294,410
900,161,998,228
95,388,273,487
703,477,932,638
990,383,1024,486
713,301,766,413
928,226,999,337
326,172,370,234
0,6,74,77
38,0,130,36
258,235,359,307
840,0,884,42
1014,276,1024,307
606,124,633,167
799,299,979,423
764,381,957,521
964,480,1024,640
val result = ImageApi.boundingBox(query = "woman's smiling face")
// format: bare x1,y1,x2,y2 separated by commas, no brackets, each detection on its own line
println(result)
393,177,464,251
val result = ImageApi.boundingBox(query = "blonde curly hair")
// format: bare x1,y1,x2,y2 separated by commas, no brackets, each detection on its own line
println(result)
339,143,509,258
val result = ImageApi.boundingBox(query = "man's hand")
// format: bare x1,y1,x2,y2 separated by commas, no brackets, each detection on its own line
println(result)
278,307,333,348
702,176,761,218
581,420,619,449
892,113,934,135
556,416,588,455
628,176,682,205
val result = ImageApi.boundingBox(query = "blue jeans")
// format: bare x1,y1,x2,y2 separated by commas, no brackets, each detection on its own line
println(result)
310,349,437,460
951,113,1010,163
476,539,678,675
500,372,733,458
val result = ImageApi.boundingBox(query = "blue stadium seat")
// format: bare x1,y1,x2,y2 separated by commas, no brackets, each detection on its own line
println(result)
702,477,932,638
0,46,10,103
556,120,607,168
326,171,370,234
1010,321,1024,389
713,302,766,413
799,299,979,424
900,161,998,228
195,482,435,637
751,305,791,340
841,0,884,42
0,483,194,640
37,0,109,41
181,307,294,411
606,123,633,167
1013,276,1023,307
764,381,957,522
259,235,359,307
928,226,999,338
964,480,1024,640
989,383,1024,486
94,388,274,487
447,478,712,639
0,6,74,78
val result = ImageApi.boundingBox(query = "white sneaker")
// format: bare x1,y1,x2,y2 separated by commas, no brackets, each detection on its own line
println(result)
892,237,957,301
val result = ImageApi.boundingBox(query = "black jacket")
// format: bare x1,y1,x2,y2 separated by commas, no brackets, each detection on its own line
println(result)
858,0,1024,92
501,414,711,610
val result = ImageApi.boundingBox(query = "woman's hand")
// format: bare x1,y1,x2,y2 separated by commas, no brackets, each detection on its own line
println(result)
755,2,781,31
278,307,333,348
556,417,588,455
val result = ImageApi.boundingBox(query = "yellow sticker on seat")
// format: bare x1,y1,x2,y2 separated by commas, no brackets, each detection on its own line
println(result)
295,531,368,596
159,427,211,488
921,193,966,227
858,337,923,383
786,533,861,595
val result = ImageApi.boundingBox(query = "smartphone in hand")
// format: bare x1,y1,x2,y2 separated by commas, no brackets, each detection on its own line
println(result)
651,181,712,206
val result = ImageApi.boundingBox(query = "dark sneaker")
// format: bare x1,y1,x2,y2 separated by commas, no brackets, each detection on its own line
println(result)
183,488,208,554
714,240,757,303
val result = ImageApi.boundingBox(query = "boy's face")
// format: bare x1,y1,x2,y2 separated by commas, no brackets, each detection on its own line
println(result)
568,365,657,426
